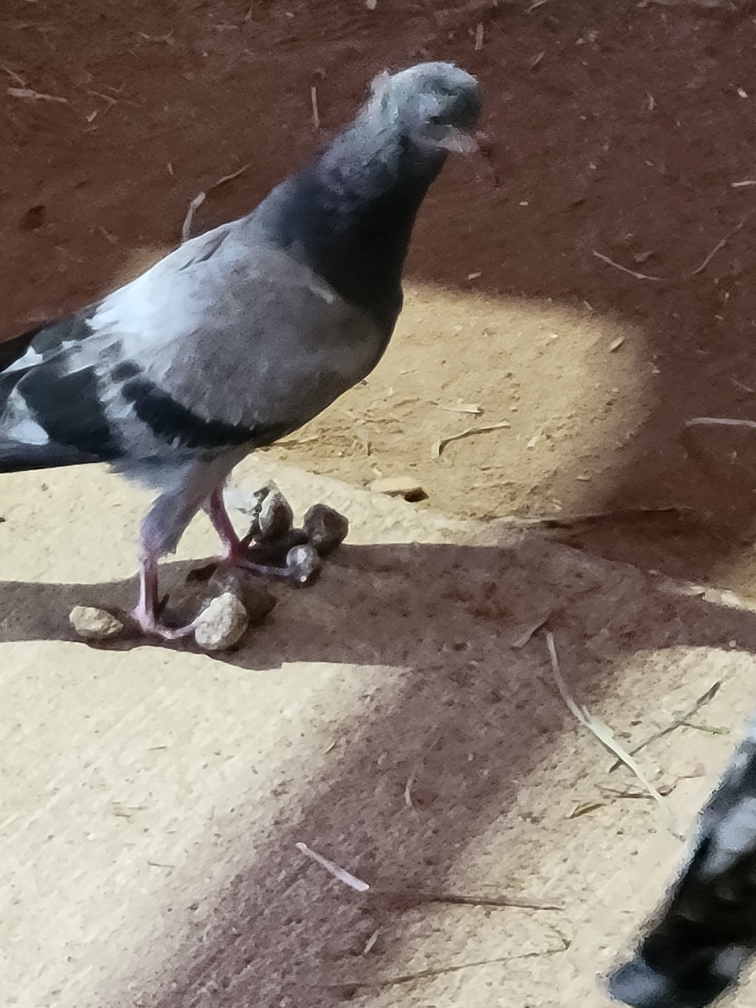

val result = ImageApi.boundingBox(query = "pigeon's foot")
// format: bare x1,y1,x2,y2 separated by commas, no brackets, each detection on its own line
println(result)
132,602,199,641
206,485,345,587
134,554,200,641
227,541,322,586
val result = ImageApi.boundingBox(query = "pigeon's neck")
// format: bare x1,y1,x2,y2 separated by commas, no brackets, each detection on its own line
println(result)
255,122,447,333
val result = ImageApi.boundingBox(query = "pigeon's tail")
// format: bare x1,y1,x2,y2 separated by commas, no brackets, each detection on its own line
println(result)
0,436,101,474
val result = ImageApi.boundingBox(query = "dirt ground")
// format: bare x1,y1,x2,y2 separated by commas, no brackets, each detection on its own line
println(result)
6,0,756,1006
7,0,756,587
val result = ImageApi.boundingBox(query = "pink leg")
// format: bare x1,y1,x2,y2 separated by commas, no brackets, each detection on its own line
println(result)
130,474,244,641
206,486,241,556
130,482,318,640
131,552,199,640
205,487,314,582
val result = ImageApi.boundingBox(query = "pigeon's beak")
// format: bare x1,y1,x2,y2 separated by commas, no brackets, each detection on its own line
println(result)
435,126,480,155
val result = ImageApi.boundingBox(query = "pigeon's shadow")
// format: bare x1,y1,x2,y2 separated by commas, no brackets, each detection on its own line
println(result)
5,538,756,1005
7,538,756,668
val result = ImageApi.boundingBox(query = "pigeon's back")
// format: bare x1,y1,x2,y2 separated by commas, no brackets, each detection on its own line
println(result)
88,220,389,434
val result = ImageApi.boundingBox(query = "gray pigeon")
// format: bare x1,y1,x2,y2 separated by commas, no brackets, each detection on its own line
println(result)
608,711,756,1008
0,62,482,638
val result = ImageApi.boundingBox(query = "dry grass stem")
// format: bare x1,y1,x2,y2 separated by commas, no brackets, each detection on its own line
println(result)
593,250,664,282
544,630,680,837
295,842,370,892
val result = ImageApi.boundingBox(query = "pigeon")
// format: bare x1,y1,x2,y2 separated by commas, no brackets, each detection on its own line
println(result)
0,61,482,639
608,712,756,1008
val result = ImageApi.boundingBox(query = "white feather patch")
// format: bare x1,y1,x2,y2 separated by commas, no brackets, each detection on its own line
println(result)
3,347,45,373
702,796,756,877
7,418,49,445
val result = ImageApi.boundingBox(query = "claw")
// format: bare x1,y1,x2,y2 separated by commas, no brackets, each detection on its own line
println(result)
233,543,322,585
134,555,199,641
132,602,198,641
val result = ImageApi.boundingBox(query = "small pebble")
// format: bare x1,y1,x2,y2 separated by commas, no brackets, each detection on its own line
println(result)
286,544,322,585
207,567,278,623
302,503,349,556
69,605,123,641
194,592,249,651
257,486,294,542
238,483,293,544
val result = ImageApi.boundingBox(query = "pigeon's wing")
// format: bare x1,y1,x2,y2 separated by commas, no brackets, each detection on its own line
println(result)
87,219,388,437
0,307,99,374
0,332,124,473
0,222,386,476
0,300,115,471
0,227,240,473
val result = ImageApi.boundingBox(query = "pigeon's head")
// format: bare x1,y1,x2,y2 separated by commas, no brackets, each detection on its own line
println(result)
368,61,482,154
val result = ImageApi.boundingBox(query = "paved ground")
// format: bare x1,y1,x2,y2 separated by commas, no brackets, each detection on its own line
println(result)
2,457,756,1007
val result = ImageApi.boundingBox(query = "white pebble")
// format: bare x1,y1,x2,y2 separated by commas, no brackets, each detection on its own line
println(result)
69,606,123,641
194,593,249,651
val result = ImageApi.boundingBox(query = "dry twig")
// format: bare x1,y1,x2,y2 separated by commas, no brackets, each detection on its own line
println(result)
530,504,691,529
296,842,370,892
310,85,320,130
325,942,568,988
404,765,418,811
544,631,680,837
686,416,756,432
181,164,251,242
181,193,206,243
437,402,484,415
608,681,722,772
640,0,738,7
2,66,26,86
362,929,380,954
378,887,562,911
593,250,664,282
690,213,752,277
207,163,251,191
431,420,511,458
8,86,67,103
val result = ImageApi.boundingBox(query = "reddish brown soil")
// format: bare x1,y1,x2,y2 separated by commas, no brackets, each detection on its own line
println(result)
5,0,756,583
